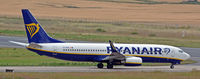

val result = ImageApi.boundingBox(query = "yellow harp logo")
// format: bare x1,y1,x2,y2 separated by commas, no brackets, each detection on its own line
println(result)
26,23,40,38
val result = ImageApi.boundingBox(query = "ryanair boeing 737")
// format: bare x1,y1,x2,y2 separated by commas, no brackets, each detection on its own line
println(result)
11,9,191,69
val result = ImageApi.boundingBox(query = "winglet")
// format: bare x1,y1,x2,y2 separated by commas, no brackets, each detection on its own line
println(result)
102,40,125,61
109,40,118,52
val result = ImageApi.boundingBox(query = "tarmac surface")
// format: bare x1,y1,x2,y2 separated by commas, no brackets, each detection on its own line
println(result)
0,36,200,72
0,66,200,72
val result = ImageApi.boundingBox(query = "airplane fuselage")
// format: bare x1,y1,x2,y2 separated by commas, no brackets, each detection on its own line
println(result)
27,43,190,64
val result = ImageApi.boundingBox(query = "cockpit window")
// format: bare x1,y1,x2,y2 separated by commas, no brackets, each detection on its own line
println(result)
179,50,184,53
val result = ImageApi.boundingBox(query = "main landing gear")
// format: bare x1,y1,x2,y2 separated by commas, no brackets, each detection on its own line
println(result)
97,63,114,69
107,63,113,69
97,63,104,68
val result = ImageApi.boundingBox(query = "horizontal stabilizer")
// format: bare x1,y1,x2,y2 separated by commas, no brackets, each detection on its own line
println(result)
28,42,42,48
9,41,28,47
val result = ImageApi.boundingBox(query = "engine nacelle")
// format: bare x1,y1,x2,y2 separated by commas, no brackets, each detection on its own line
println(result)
124,57,142,66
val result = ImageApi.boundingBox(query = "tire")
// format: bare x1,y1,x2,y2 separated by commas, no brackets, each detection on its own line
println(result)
170,65,174,69
107,63,113,69
97,63,104,68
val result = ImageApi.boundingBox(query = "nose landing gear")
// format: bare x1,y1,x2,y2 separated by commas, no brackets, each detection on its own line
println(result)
170,64,174,69
170,63,176,69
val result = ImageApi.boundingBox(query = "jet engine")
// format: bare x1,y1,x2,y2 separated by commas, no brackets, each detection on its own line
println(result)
124,57,142,66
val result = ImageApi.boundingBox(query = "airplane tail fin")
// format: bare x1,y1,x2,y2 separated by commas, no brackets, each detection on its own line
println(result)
21,9,64,43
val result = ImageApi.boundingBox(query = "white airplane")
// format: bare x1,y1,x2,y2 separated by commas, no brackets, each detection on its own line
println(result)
11,9,191,69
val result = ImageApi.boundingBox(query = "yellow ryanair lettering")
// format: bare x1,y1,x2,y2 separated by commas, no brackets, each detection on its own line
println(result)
26,23,40,38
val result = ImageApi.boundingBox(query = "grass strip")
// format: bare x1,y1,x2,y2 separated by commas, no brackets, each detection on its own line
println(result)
1,30,200,48
1,71,200,79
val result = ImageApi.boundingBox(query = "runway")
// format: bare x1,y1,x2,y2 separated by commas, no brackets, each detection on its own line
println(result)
0,65,199,72
0,35,200,72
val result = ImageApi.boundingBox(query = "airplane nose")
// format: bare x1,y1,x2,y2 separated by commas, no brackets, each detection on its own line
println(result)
185,53,191,60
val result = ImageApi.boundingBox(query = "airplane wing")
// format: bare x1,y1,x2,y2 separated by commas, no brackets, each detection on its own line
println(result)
103,40,125,61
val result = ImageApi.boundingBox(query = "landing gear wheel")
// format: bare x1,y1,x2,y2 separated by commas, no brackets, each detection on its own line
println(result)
170,64,174,69
97,63,104,68
107,63,113,69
